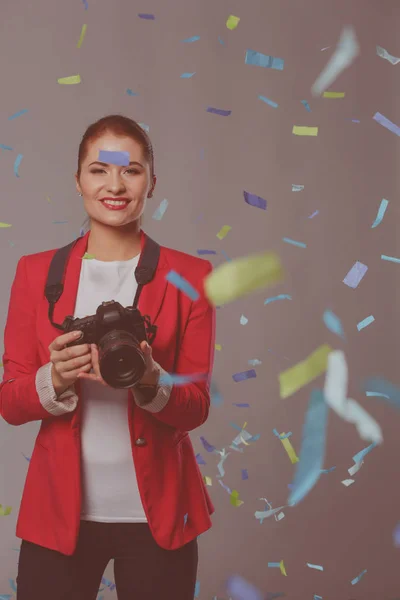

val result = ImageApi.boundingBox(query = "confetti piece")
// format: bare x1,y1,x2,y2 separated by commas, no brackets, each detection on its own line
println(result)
226,15,240,30
324,351,383,444
240,315,248,325
307,563,324,571
196,453,206,465
265,294,292,305
181,72,196,78
381,254,400,263
165,270,200,301
245,50,284,70
159,372,207,385
301,100,311,112
14,154,23,177
200,437,216,453
215,344,222,351
373,112,400,136
311,26,359,96
241,469,248,480
321,466,336,473
357,315,374,331
323,309,344,338
81,0,88,8
255,504,286,523
230,490,244,507
351,569,367,585
376,45,400,65
342,478,355,486
371,198,389,227
218,36,224,45
308,210,319,218
292,126,318,136
323,91,345,98
8,109,28,120
211,381,223,406
280,435,299,464
197,249,216,256
268,563,281,568
77,24,87,48
273,429,292,439
259,95,278,108
279,561,287,576
194,581,200,597
58,74,81,84
352,442,377,464
126,89,138,96
98,150,130,166
393,523,400,547
206,107,231,117
0,144,13,150
152,198,169,220
282,237,306,248
0,223,12,228
233,370,256,382
363,377,400,410
343,261,368,288
216,225,231,240
279,344,332,399
138,13,155,19
292,184,304,191
288,389,328,506
0,505,12,516
204,251,284,306
226,575,263,600
248,358,261,366
82,253,95,260
182,35,200,43
244,190,267,210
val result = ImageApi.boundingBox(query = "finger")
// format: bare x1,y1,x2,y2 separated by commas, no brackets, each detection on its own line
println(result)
50,331,83,351
62,352,92,373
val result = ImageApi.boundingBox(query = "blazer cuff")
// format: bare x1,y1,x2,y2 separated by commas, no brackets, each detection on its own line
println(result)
35,362,78,416
132,362,173,413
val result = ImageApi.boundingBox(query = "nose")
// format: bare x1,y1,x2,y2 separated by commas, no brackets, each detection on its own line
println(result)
106,170,127,194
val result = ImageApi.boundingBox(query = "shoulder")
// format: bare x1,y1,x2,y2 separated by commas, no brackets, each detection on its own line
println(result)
160,244,213,283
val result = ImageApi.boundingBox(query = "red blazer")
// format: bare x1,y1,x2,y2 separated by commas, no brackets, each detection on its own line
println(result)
0,230,216,556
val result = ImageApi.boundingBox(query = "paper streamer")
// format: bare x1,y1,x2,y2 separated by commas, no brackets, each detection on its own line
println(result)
204,251,284,306
373,112,400,136
98,150,130,166
324,351,383,444
376,45,400,65
265,294,292,305
279,344,332,399
311,26,359,96
288,389,328,506
245,50,284,70
363,377,400,411
165,270,200,301
371,198,389,228
280,435,299,464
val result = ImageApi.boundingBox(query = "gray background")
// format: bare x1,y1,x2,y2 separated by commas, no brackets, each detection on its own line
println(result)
0,0,399,598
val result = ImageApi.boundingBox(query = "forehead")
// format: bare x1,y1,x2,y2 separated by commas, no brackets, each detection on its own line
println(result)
84,133,145,161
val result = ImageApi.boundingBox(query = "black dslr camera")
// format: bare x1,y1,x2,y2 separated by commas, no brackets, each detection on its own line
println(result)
61,300,157,389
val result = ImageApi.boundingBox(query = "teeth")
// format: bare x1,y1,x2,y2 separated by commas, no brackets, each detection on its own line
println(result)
103,200,128,206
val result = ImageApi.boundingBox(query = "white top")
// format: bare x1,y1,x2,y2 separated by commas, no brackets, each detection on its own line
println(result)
35,250,173,522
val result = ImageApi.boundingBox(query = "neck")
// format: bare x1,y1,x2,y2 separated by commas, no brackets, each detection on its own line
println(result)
86,220,142,262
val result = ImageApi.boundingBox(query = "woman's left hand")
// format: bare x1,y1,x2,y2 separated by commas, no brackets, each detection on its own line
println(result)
77,341,159,387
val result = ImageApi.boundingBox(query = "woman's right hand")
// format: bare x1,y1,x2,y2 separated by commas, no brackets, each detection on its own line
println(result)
49,331,93,397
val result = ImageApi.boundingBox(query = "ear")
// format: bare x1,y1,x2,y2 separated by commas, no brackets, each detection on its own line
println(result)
75,174,82,195
148,175,157,198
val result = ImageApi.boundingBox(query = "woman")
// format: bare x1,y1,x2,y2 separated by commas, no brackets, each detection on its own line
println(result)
0,115,216,600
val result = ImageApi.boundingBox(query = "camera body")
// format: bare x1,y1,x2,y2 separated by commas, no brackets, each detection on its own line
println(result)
61,300,156,389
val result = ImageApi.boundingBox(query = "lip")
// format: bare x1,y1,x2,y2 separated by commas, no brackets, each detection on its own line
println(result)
100,197,130,202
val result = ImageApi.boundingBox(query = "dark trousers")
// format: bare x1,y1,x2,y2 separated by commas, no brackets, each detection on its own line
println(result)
16,521,198,600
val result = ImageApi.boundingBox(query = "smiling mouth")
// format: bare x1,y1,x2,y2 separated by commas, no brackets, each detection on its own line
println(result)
100,199,130,207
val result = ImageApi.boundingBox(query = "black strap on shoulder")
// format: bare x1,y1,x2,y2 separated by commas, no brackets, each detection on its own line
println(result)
45,234,161,331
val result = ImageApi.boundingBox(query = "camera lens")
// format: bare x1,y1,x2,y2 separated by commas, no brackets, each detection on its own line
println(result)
97,330,146,388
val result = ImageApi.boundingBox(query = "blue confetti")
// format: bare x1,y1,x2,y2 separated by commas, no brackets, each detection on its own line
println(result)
273,429,292,439
283,237,307,248
357,315,375,331
288,389,328,506
181,72,196,78
182,35,200,43
241,469,249,480
233,403,250,407
364,377,400,410
226,575,263,600
218,36,225,45
308,210,319,219
0,144,13,150
343,261,368,288
152,198,169,221
301,100,311,112
232,369,257,382
381,254,400,264
264,294,292,305
196,453,206,465
352,442,377,464
138,13,155,19
98,150,130,166
371,198,389,228
244,190,267,210
268,562,281,568
126,89,138,96
165,270,200,301
82,0,88,8
206,106,232,117
321,466,336,474
323,309,344,338
351,569,367,585
221,249,232,261
14,154,23,177
200,437,216,453
245,50,284,70
159,372,206,386
194,581,200,597
8,109,28,120
259,95,278,108
197,249,216,255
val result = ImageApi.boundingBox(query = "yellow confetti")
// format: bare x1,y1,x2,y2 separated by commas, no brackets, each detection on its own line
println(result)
82,253,95,260
46,196,51,203
242,422,247,429
226,15,240,30
279,560,287,576
215,344,222,351
0,223,12,227
58,74,81,85
230,490,244,507
323,91,345,98
279,344,332,399
77,24,87,48
216,225,231,240
203,476,212,486
280,434,299,464
204,251,284,306
292,126,319,136
0,505,12,516
0,362,3,367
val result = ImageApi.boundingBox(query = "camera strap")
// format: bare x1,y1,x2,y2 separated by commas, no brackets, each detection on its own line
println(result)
45,234,161,331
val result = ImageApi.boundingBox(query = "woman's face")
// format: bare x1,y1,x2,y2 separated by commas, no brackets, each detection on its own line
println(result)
76,132,156,228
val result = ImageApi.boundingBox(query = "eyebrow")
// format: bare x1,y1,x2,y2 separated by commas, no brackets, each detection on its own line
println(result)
88,160,144,168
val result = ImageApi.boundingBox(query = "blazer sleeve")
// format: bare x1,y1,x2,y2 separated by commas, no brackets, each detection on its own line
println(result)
133,260,216,432
0,256,77,426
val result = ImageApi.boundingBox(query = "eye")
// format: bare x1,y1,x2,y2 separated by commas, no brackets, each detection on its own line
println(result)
91,168,106,174
125,168,140,175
